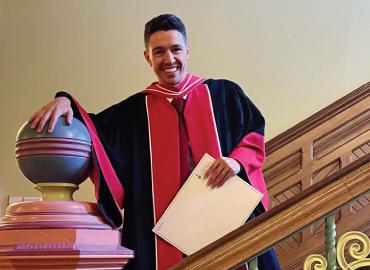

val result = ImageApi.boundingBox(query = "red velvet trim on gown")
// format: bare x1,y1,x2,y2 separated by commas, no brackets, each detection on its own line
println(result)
145,84,223,269
229,132,268,210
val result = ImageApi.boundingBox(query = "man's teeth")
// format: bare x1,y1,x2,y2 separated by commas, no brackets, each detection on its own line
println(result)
164,67,177,73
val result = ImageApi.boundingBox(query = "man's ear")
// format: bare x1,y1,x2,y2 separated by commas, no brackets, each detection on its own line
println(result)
144,50,152,67
186,45,190,60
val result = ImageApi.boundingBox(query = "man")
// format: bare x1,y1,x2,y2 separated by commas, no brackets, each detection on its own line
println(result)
30,14,280,270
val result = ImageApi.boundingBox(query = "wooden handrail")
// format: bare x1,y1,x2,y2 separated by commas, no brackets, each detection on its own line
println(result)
170,154,370,270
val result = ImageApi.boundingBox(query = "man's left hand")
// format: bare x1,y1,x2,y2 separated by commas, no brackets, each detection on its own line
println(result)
204,157,241,189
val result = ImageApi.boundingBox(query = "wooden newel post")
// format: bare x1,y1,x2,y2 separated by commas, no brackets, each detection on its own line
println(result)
0,118,134,269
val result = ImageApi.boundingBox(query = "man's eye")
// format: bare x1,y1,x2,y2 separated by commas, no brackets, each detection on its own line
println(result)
154,50,163,56
172,47,182,53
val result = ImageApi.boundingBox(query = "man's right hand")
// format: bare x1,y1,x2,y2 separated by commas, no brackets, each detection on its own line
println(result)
29,97,73,133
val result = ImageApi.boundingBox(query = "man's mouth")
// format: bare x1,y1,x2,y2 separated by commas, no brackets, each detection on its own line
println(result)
163,66,179,73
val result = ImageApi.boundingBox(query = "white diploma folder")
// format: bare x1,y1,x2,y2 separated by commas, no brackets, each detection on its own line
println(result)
152,153,263,255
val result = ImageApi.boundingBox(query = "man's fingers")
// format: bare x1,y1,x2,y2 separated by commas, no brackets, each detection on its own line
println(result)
30,113,40,129
47,108,73,133
204,157,241,189
29,97,73,133
29,111,39,125
216,170,233,187
210,168,229,188
66,109,73,125
48,112,60,133
36,111,51,133
209,171,222,188
207,165,224,187
30,111,44,130
204,160,220,178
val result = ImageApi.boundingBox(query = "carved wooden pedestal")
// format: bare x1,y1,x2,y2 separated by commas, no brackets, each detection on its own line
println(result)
0,201,134,269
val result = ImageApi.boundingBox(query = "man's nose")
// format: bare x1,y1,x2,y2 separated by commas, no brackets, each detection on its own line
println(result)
163,51,175,63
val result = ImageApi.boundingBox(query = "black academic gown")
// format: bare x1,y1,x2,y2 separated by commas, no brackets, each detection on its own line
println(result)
59,78,281,270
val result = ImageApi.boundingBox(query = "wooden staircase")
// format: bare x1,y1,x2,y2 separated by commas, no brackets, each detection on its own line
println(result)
170,81,370,269
264,81,370,269
170,155,370,269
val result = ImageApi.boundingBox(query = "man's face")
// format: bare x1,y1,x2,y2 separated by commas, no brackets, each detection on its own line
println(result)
144,30,189,86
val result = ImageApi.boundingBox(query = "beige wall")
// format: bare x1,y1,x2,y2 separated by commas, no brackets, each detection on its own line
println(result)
1,0,370,215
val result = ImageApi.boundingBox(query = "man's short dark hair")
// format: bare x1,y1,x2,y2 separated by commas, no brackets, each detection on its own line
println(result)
144,14,187,49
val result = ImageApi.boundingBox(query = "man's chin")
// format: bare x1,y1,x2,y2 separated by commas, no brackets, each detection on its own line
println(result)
159,77,181,86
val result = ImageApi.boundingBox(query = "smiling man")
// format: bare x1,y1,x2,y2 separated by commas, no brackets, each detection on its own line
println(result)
144,29,189,86
29,14,280,270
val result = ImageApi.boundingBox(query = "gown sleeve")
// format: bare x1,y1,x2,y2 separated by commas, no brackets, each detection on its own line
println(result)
206,81,269,211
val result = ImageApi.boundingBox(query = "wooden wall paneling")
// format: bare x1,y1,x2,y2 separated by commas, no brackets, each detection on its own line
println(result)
264,149,303,209
313,110,370,160
311,131,370,172
337,140,370,225
350,193,370,214
352,141,370,160
272,182,303,208
265,95,370,167
312,159,341,184
336,152,353,220
264,150,302,187
301,143,314,190
269,180,303,209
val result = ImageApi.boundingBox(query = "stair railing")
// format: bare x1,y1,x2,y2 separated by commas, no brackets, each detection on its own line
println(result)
169,155,370,270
